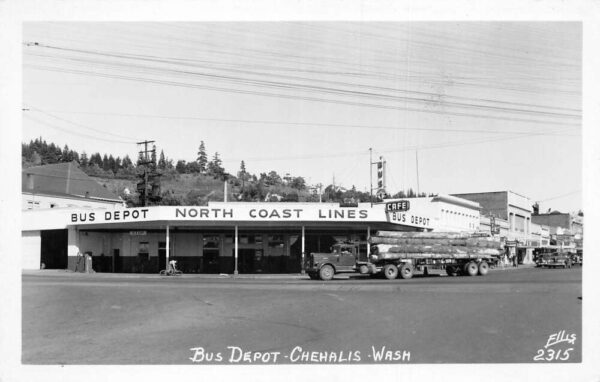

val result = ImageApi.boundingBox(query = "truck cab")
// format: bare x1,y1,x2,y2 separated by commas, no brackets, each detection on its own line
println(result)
306,243,361,280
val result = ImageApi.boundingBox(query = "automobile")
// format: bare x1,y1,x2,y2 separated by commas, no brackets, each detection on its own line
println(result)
535,252,573,269
569,253,582,266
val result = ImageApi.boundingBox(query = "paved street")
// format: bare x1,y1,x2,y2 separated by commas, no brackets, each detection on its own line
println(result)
22,266,582,364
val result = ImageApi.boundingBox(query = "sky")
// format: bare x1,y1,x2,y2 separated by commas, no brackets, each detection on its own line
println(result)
21,22,582,212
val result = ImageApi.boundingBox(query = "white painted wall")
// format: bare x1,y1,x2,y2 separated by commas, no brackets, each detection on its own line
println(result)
22,193,122,210
21,231,41,270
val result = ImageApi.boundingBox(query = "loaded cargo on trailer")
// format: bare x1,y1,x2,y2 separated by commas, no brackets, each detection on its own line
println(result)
305,231,503,281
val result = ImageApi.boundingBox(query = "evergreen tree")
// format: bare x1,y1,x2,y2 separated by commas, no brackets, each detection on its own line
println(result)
80,152,89,167
22,142,32,161
108,155,116,173
158,150,167,170
45,142,58,163
102,154,110,171
197,141,208,174
151,145,157,170
122,155,133,169
91,153,102,167
62,145,72,162
207,152,225,179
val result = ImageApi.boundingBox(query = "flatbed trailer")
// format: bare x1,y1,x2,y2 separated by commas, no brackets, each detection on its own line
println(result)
305,231,502,281
366,231,502,280
366,251,495,279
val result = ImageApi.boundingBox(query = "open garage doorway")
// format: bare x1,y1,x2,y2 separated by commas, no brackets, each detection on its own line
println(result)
40,229,68,269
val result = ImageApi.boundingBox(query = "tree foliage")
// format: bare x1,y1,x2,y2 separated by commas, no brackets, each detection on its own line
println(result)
197,141,208,174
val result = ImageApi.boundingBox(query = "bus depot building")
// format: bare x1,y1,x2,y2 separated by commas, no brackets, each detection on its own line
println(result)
21,196,482,274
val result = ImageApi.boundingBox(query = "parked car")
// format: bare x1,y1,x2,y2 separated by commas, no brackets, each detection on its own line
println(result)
535,252,572,269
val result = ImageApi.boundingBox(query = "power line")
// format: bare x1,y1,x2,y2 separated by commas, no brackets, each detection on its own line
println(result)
24,104,138,142
24,64,582,127
539,190,582,202
35,110,581,136
23,113,135,144
23,43,582,118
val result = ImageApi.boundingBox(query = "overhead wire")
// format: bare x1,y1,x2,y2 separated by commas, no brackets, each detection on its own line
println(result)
34,110,580,136
24,63,581,128
23,43,582,116
24,104,139,142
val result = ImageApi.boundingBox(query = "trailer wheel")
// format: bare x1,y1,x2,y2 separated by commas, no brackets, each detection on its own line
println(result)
478,261,489,276
358,264,370,274
399,263,414,279
465,261,479,276
319,265,334,281
383,264,399,280
446,265,459,277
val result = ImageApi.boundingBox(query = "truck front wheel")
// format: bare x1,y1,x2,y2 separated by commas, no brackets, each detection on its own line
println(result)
383,264,399,280
465,261,479,276
399,263,414,279
319,265,335,281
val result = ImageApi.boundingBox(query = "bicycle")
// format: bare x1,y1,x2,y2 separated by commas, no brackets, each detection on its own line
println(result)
159,260,183,276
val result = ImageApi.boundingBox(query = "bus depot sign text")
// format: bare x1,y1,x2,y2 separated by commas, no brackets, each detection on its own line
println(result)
69,205,373,224
62,202,438,229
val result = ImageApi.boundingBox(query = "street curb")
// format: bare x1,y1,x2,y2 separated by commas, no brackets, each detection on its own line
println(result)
22,269,308,280
23,264,538,280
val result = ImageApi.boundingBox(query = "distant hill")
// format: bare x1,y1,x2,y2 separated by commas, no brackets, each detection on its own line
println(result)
23,137,430,206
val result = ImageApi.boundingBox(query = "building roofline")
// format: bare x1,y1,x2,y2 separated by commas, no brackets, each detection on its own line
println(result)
22,191,122,204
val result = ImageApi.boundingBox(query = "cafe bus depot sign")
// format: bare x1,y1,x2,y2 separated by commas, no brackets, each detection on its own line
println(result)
59,201,434,230
24,201,441,231
384,199,432,229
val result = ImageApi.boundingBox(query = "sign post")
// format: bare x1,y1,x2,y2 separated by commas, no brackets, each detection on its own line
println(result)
234,225,239,275
165,225,170,271
301,226,305,274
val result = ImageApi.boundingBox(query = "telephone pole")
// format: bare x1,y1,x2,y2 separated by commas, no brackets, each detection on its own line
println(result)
369,148,373,206
136,140,160,207
416,150,420,196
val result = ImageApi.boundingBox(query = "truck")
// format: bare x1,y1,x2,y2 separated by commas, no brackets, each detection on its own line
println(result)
305,231,502,281
305,242,368,280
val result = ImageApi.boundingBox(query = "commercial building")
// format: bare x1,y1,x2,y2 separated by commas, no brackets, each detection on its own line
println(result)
532,210,583,250
451,191,535,264
22,162,123,210
21,162,123,270
21,195,481,274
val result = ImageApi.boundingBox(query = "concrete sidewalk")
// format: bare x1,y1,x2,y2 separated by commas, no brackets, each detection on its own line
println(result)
23,263,538,280
22,269,308,279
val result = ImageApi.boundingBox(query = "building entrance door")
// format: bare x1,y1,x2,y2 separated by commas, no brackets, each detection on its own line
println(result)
238,248,257,273
158,242,166,271
112,248,120,273
41,229,68,269
203,236,220,273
